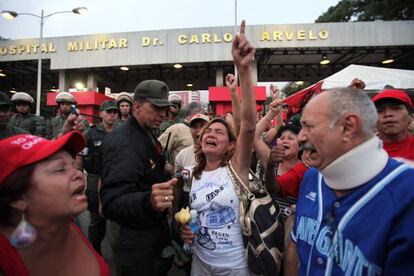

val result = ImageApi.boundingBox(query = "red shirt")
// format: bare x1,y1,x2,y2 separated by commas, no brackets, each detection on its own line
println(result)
277,162,308,197
383,135,414,161
0,223,110,276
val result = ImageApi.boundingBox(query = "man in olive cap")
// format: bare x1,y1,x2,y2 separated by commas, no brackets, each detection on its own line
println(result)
9,92,47,137
0,91,28,140
79,100,118,254
100,80,176,275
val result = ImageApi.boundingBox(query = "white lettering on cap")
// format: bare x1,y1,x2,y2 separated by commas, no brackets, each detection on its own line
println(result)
11,137,28,144
10,135,34,145
10,135,45,150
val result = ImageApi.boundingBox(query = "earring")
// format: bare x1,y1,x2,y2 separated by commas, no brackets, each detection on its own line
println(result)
9,213,37,248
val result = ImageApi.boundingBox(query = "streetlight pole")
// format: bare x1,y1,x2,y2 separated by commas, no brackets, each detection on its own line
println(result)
1,7,88,116
234,0,238,30
36,10,45,116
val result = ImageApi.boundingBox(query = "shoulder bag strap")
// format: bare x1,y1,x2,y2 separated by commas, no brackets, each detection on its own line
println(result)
228,161,255,200
227,161,255,236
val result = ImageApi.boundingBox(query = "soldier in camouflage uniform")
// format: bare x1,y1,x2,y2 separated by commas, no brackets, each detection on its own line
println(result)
47,92,89,139
0,91,28,140
79,100,119,254
116,92,133,123
159,94,183,135
9,92,48,137
47,92,76,138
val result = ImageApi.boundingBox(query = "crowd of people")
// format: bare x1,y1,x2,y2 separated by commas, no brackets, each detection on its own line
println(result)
1,20,414,276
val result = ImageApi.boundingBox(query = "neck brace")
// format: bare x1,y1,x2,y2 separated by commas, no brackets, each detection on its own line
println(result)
321,136,388,190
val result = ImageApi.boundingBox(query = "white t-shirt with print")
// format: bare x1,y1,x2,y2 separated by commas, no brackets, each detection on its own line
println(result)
189,166,247,268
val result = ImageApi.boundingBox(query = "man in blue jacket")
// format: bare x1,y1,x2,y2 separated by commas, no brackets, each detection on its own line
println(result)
285,87,414,276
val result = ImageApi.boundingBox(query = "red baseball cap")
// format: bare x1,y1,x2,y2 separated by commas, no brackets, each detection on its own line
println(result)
372,89,413,108
0,131,85,184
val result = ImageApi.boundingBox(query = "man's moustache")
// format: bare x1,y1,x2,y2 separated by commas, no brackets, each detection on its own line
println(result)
302,143,316,152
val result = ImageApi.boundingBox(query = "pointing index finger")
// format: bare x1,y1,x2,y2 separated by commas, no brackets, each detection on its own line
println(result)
239,20,246,35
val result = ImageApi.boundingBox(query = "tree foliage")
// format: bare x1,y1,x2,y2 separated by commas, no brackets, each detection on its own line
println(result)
283,82,311,97
316,0,414,22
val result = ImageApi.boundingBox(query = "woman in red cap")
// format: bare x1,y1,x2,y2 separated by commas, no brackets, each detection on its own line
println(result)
0,131,110,276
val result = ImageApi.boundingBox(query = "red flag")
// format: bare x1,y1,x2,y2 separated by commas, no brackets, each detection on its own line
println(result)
283,81,323,115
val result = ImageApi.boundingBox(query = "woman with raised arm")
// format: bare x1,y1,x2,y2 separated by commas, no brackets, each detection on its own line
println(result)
180,20,256,275
254,100,309,221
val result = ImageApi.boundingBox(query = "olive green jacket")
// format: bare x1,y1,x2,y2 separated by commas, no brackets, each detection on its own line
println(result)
9,113,47,137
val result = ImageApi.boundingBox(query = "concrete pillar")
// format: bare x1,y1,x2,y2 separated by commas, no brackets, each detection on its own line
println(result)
252,61,258,85
216,67,223,87
58,70,67,92
87,73,97,91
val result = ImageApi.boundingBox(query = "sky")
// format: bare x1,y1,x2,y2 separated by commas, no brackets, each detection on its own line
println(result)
0,0,341,40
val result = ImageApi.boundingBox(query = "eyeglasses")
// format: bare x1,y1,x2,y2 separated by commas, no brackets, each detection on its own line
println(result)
105,109,118,114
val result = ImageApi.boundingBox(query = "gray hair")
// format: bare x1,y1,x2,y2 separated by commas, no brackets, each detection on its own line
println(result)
327,87,377,137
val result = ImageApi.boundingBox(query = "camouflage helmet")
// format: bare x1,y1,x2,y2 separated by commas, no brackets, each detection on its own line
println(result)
168,94,182,107
0,91,11,107
56,92,76,104
116,92,133,104
11,92,34,104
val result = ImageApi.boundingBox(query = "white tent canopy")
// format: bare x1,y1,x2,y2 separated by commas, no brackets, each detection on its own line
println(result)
322,64,414,90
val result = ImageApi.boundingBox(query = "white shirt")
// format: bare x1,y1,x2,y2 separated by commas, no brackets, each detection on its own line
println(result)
190,166,247,268
175,145,196,192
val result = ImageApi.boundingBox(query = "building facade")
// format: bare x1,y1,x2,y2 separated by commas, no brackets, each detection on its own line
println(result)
0,21,413,115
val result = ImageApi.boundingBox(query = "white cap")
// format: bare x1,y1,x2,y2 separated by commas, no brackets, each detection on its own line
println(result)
168,94,182,105
56,92,76,103
116,92,133,104
189,113,209,126
11,92,34,104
